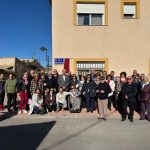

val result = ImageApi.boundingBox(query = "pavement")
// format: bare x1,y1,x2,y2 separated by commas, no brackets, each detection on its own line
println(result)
1,99,149,150
0,117,150,150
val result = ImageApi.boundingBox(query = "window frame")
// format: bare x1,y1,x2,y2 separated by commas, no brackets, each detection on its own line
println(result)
121,0,140,19
73,0,108,26
77,13,104,26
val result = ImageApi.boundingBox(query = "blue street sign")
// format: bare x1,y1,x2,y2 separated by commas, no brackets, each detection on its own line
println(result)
54,58,64,64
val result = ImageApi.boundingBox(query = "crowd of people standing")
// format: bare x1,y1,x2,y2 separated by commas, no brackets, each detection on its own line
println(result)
0,68,150,122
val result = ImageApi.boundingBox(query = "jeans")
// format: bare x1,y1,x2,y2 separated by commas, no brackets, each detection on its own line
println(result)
85,96,95,112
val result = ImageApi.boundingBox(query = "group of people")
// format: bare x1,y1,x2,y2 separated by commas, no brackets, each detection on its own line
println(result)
0,68,150,122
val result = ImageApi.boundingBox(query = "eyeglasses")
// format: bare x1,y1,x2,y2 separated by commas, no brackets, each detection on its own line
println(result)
127,78,132,80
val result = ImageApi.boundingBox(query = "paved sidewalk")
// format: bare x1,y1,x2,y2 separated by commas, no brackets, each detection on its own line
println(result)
0,108,140,119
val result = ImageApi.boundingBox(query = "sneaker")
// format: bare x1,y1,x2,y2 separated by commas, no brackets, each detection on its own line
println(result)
18,110,22,115
23,110,28,114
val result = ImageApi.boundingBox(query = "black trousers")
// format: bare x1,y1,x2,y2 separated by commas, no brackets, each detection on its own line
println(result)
45,103,56,112
7,93,17,111
0,94,5,105
122,100,135,120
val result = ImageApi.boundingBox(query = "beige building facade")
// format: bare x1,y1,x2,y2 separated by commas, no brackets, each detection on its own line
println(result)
51,0,150,76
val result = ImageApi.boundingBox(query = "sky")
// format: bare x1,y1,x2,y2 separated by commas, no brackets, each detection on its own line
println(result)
0,0,52,67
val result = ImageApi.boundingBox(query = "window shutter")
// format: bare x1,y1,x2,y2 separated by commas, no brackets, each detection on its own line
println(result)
124,4,136,14
77,3,105,14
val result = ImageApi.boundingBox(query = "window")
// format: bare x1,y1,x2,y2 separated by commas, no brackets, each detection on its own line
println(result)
78,13,103,25
76,3,105,25
91,14,103,25
124,3,136,18
121,0,140,19
78,14,89,25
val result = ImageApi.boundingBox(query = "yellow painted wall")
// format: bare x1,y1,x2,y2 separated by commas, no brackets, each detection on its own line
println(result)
52,0,150,75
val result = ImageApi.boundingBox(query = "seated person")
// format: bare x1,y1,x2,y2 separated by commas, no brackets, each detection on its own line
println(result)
69,86,81,113
28,88,43,115
56,87,73,112
44,88,56,112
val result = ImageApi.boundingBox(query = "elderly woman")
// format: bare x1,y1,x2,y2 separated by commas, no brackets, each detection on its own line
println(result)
140,76,150,121
18,72,30,114
5,73,17,112
69,86,81,113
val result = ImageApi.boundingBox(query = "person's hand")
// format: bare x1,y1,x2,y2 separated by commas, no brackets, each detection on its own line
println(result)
96,90,99,93
44,83,47,86
100,90,105,93
38,105,42,109
125,95,128,99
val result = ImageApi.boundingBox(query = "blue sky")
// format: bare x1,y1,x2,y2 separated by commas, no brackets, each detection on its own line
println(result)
0,0,52,66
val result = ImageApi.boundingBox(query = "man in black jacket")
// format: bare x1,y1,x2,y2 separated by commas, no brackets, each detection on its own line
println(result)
97,76,111,120
121,76,137,122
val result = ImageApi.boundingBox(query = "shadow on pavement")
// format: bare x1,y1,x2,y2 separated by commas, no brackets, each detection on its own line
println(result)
0,121,56,150
0,111,18,122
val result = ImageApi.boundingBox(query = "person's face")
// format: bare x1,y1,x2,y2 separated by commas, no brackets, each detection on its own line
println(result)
9,74,13,80
91,69,95,74
41,75,45,79
34,75,38,81
50,88,54,93
24,72,28,78
102,71,107,76
53,69,58,75
100,79,105,83
59,88,63,93
116,77,120,82
120,74,125,78
30,70,35,76
41,70,44,74
0,74,4,80
133,70,137,75
81,76,85,81
110,71,115,77
144,77,149,83
48,71,53,76
97,76,100,81
127,77,133,84
140,74,145,80
73,75,76,79
45,89,50,94
62,69,66,75
36,90,40,94
107,76,111,80
87,76,91,81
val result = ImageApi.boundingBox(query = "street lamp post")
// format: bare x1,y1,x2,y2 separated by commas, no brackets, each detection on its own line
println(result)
40,47,49,67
